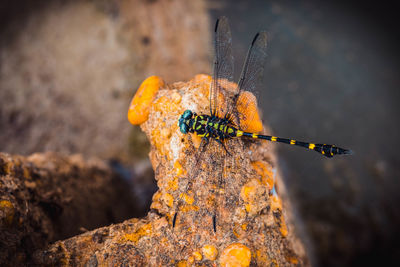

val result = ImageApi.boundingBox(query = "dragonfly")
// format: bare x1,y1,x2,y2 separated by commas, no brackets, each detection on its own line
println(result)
174,17,351,232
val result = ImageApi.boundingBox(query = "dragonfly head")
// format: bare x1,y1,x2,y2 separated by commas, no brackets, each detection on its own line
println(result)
178,110,193,134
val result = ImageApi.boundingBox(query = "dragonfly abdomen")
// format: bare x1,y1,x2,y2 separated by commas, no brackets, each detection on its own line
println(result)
241,132,352,158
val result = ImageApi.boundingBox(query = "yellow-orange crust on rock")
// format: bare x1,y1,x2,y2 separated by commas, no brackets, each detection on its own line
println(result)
251,161,274,190
127,76,165,125
236,91,263,132
202,244,218,261
220,243,252,267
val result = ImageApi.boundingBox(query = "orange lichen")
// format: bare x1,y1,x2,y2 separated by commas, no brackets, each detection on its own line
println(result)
256,249,269,264
233,227,240,239
285,255,299,264
192,74,212,84
166,161,182,191
180,192,194,205
279,219,288,237
192,251,203,261
244,204,252,213
180,205,199,212
202,245,218,261
251,161,274,190
167,176,178,191
160,128,171,140
177,260,187,267
123,223,152,244
232,222,249,239
151,191,161,202
191,133,203,149
153,94,182,116
241,180,261,199
271,195,288,237
0,200,14,225
240,179,266,215
150,191,163,210
150,127,171,160
127,76,165,125
174,160,185,177
236,91,262,132
271,195,282,212
162,193,174,208
220,243,251,267
150,191,174,210
206,195,216,208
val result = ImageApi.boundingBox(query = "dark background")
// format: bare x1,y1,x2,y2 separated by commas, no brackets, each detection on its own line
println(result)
210,0,400,266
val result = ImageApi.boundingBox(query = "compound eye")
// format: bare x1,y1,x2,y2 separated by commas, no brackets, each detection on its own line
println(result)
179,123,189,134
183,110,193,119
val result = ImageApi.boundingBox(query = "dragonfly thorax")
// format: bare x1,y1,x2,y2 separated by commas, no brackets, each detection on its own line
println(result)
179,108,242,141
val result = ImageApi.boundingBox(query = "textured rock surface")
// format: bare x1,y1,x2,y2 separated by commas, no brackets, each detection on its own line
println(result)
35,76,309,266
0,0,210,163
0,152,137,265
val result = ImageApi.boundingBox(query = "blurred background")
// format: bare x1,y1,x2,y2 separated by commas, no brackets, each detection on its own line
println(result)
1,0,399,266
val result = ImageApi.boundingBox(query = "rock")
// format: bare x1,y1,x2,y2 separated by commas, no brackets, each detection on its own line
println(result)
35,76,309,266
0,152,137,265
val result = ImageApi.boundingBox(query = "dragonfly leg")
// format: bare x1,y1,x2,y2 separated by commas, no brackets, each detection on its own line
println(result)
215,139,231,156
200,136,209,151
173,136,210,230
172,212,178,228
213,214,217,233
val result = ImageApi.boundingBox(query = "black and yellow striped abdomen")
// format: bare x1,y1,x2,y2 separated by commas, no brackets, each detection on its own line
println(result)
239,132,351,158
179,111,351,158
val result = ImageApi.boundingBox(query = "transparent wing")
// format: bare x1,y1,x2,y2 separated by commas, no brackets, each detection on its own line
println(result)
210,17,234,116
225,31,268,130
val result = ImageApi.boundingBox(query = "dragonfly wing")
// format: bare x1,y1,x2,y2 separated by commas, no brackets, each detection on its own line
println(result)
226,31,268,130
210,17,234,117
